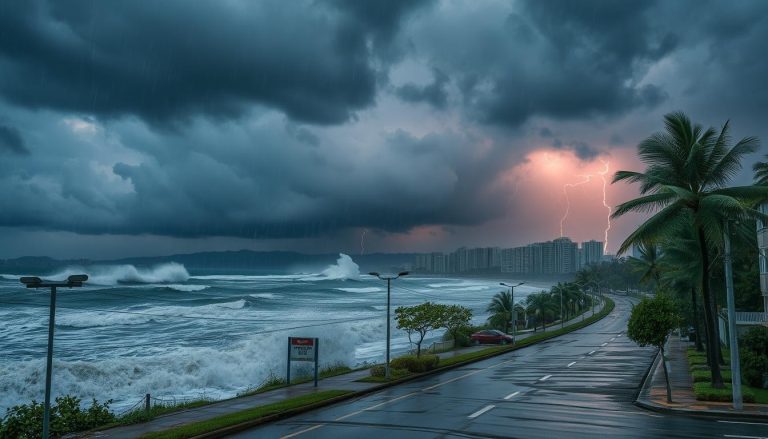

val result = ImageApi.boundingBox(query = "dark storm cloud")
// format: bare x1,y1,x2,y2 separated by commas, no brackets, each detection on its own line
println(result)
0,124,27,155
406,0,675,127
0,0,431,126
2,0,768,249
394,68,449,109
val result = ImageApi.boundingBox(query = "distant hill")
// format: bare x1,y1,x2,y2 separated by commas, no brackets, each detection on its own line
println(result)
0,250,417,276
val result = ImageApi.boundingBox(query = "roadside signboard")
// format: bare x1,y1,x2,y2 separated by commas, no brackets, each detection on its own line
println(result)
287,337,319,386
290,337,316,362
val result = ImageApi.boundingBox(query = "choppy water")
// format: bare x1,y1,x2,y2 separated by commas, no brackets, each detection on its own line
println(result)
0,254,546,413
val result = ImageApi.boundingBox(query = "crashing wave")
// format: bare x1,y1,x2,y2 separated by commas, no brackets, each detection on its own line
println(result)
52,263,190,286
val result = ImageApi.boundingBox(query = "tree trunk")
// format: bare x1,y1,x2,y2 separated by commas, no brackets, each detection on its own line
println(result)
698,227,725,388
691,287,704,352
661,345,672,403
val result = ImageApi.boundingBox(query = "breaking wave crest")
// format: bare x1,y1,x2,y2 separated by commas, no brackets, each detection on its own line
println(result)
53,263,190,286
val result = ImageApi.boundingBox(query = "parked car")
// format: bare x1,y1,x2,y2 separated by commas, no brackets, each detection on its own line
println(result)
470,329,514,345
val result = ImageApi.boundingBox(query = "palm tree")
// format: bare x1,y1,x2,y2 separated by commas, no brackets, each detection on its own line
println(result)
486,290,514,334
612,112,767,388
754,154,768,185
527,292,556,331
627,242,662,292
658,225,706,352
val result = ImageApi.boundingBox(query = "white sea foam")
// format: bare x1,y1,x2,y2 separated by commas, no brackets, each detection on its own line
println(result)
315,253,360,280
56,300,248,328
0,318,389,413
191,274,302,281
335,287,381,293
249,293,278,299
52,263,190,285
161,284,209,292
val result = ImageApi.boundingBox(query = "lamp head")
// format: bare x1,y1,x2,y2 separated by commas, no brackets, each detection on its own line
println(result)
368,272,380,278
67,274,88,285
20,276,42,288
397,271,409,277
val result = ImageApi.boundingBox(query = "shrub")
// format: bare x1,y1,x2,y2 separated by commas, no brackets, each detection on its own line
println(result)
369,365,386,377
739,326,768,388
390,354,439,373
691,369,732,383
693,382,755,403
0,395,115,439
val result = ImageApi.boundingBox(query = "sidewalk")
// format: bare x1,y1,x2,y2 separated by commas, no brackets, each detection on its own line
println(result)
89,302,606,438
635,335,768,419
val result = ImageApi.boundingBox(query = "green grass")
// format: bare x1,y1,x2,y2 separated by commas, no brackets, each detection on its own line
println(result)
693,382,757,403
139,390,352,439
237,364,353,397
691,369,732,383
358,368,412,383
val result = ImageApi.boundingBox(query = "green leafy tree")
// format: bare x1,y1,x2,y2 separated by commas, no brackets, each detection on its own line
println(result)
612,112,767,388
395,302,443,357
739,326,768,388
526,292,557,331
486,290,514,334
627,293,680,402
441,305,473,346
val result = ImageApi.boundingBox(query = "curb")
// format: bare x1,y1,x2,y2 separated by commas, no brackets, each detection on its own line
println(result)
633,343,768,422
143,299,617,438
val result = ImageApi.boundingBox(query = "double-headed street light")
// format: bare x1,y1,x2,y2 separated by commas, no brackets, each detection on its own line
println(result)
369,271,409,379
21,274,88,439
500,282,524,343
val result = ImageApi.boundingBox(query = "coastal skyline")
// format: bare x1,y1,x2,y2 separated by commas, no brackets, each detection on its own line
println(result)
2,0,768,259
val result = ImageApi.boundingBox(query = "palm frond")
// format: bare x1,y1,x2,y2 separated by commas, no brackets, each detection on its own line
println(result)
706,136,760,188
616,200,687,255
611,190,677,219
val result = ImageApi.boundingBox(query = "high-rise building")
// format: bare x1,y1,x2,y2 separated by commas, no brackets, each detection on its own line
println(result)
582,240,604,267
758,202,768,313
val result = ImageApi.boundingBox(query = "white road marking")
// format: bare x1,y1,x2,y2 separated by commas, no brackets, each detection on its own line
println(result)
610,338,616,341
468,404,496,418
567,361,576,368
539,374,552,381
504,391,520,400
588,350,596,355
723,435,768,439
281,356,518,437
601,342,608,346
718,420,768,426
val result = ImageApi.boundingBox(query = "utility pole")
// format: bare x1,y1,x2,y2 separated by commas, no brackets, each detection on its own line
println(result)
21,274,88,439
500,282,525,343
723,221,743,410
370,271,409,379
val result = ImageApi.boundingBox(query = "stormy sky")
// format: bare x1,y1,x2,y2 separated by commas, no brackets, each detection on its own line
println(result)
0,0,766,259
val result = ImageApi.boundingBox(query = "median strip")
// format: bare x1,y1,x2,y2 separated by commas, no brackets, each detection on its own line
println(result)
468,405,496,418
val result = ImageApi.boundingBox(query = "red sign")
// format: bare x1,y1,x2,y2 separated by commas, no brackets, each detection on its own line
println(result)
289,337,316,361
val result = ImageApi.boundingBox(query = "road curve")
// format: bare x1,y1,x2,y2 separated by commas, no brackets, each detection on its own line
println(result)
229,296,768,439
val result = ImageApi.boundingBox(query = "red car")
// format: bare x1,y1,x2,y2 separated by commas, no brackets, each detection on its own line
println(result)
470,329,514,345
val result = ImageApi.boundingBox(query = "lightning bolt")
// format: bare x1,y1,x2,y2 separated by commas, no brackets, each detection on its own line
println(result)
560,175,592,237
558,160,612,254
597,160,611,254
360,229,368,255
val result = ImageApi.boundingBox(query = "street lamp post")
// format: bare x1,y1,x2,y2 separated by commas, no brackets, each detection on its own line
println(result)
20,274,88,439
500,282,525,343
369,271,409,379
723,221,743,410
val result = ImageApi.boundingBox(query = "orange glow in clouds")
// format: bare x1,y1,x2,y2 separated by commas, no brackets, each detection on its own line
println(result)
512,150,615,252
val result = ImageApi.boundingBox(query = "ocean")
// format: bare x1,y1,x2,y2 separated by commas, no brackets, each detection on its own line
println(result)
0,254,547,413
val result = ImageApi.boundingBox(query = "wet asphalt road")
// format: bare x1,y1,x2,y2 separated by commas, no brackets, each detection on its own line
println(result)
230,296,768,439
